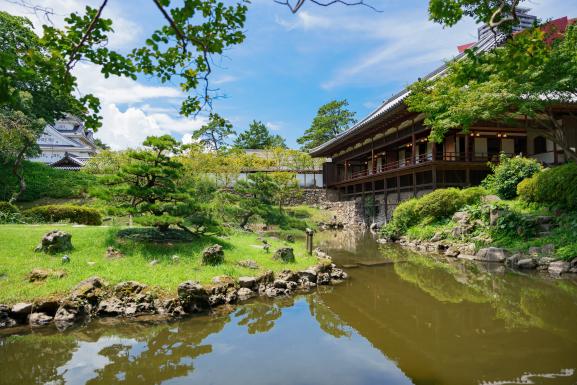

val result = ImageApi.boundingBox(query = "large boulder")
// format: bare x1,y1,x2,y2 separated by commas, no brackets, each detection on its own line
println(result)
29,312,53,326
97,297,125,316
237,287,256,301
71,277,106,304
0,305,17,329
35,230,72,253
475,247,509,263
237,260,259,269
238,276,257,289
11,303,33,318
273,248,295,263
113,281,147,298
548,261,571,275
517,258,537,269
54,299,90,327
177,281,210,313
202,244,224,265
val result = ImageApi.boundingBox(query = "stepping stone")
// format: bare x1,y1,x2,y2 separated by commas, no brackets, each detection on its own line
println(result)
358,260,393,267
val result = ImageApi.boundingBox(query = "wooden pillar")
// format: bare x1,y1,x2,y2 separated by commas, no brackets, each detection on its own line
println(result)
396,175,401,203
465,135,470,161
412,171,417,197
432,141,437,161
371,138,375,174
344,160,348,181
384,177,388,221
411,133,416,164
432,166,437,190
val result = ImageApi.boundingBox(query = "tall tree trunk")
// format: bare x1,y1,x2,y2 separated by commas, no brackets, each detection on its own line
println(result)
8,145,29,204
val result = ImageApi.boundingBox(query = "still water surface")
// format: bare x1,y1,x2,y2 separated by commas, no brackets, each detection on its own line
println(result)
1,232,577,385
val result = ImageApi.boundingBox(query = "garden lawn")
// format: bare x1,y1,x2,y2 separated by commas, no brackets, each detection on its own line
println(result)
0,224,317,304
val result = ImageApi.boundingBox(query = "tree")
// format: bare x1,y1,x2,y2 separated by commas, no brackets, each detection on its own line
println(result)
93,138,110,150
407,23,577,162
298,99,356,151
98,135,205,233
192,113,235,151
269,172,301,211
234,120,286,149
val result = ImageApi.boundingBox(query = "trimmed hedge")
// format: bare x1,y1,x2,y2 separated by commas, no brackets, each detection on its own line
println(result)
0,161,96,202
26,205,102,225
518,163,577,210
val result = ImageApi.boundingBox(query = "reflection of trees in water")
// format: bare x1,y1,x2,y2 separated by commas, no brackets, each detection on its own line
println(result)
84,319,226,385
389,250,577,337
235,301,285,334
0,333,76,385
307,294,351,339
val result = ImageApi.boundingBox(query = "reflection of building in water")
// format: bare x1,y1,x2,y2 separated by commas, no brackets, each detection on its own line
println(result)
29,115,98,170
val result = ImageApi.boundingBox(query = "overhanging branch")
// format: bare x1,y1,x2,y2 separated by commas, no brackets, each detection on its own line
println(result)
274,0,381,14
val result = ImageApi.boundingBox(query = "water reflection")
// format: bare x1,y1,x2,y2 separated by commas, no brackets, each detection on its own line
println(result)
1,232,577,385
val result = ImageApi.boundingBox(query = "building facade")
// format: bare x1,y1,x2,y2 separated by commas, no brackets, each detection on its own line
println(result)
29,115,98,170
310,16,577,225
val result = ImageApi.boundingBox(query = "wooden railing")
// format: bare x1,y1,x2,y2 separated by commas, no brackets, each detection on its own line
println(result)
343,152,513,182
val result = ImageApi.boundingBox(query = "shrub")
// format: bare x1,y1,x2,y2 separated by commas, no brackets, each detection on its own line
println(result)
460,186,488,205
414,188,464,221
0,161,96,202
26,205,102,225
518,163,577,210
381,198,419,239
0,201,19,214
482,154,542,199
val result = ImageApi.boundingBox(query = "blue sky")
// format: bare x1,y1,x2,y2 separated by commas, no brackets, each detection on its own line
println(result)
2,0,576,149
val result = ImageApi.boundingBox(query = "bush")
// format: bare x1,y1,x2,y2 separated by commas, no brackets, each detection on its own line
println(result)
460,186,488,205
26,205,102,225
0,201,19,214
482,154,541,199
381,198,419,239
414,188,464,221
518,163,577,210
0,161,96,202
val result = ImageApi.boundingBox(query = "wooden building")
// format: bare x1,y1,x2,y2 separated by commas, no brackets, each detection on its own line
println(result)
310,18,577,224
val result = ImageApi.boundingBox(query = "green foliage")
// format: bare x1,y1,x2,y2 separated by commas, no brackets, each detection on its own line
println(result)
234,120,286,149
381,198,419,239
297,99,356,151
26,204,102,225
0,201,19,214
461,186,488,205
414,188,464,222
482,154,542,199
407,23,577,161
491,202,538,239
518,163,577,210
192,112,236,151
0,161,96,202
428,0,522,31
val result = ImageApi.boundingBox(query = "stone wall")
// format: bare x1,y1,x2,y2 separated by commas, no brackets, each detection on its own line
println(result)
286,189,328,206
321,199,366,228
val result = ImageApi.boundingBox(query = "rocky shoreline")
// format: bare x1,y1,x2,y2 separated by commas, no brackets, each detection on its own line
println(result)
0,253,348,333
380,236,577,277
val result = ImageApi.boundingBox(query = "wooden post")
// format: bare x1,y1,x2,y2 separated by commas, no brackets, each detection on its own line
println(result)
344,160,348,181
412,171,417,197
432,166,437,190
305,228,314,255
432,141,437,161
384,177,388,222
411,134,416,164
465,135,470,162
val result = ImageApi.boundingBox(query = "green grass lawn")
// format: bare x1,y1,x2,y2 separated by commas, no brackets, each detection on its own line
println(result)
0,224,317,304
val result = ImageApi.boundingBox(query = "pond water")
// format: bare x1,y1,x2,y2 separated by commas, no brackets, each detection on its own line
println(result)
2,232,577,385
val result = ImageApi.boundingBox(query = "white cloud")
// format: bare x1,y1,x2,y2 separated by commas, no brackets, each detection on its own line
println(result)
94,104,207,150
266,121,283,131
212,75,239,85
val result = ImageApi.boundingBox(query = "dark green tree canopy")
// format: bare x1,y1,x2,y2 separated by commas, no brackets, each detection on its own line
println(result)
234,120,287,149
192,113,236,151
297,99,356,151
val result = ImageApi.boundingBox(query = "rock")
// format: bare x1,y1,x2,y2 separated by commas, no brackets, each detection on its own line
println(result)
457,254,477,261
317,272,330,285
481,195,501,204
505,253,522,267
237,287,256,301
11,303,33,317
264,287,279,297
61,255,70,264
71,276,106,304
571,257,577,269
162,298,185,317
177,281,209,313
171,255,180,264
202,244,224,265
29,312,53,326
528,247,541,257
297,268,317,283
97,297,125,316
330,268,348,281
106,246,124,259
256,271,274,285
114,281,147,297
54,299,89,327
451,224,473,239
225,287,238,304
489,208,505,226
445,247,460,258
212,275,235,287
28,268,50,282
277,270,298,282
35,230,72,253
286,234,295,243
149,259,159,266
475,247,509,263
237,260,259,269
238,276,257,289
273,248,295,263
430,232,443,242
452,211,470,224
549,261,571,275
458,243,476,256
517,258,538,269
273,279,288,289
0,305,17,329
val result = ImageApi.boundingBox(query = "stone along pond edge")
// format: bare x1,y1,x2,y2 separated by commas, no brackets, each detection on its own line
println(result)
0,250,348,333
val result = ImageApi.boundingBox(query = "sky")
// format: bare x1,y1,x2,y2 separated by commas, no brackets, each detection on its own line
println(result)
2,0,576,149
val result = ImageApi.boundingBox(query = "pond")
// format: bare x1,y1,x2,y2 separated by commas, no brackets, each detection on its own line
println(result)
1,231,577,385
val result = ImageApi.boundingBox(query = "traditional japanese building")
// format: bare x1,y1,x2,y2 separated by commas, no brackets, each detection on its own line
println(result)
310,16,577,224
29,115,98,170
